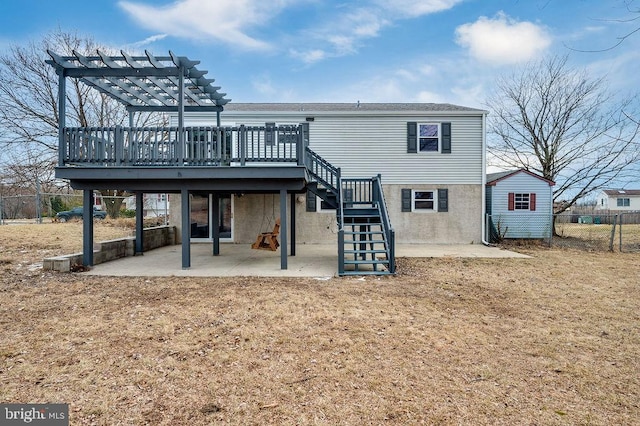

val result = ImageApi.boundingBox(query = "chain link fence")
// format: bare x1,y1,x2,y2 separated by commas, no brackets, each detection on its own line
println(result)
553,212,640,253
0,193,169,225
487,212,640,252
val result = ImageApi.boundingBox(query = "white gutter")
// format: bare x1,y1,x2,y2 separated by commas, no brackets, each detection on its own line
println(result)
481,112,492,246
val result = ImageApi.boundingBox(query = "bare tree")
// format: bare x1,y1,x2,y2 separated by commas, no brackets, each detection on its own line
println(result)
487,55,640,215
0,29,166,218
571,0,640,52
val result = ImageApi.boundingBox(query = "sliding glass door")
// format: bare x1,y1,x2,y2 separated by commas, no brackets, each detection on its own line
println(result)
189,194,233,241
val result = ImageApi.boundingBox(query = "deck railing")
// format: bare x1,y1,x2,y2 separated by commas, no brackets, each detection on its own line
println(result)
61,125,306,167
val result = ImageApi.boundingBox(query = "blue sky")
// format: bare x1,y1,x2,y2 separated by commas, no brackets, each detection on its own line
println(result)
0,0,638,108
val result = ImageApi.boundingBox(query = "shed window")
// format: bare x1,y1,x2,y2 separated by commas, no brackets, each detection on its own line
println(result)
617,198,630,207
508,193,536,211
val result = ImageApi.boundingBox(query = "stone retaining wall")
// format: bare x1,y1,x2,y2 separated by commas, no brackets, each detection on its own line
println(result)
43,226,176,272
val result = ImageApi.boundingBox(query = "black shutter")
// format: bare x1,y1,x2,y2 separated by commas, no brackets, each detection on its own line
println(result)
265,122,275,146
437,188,448,212
441,122,451,154
407,122,417,153
306,190,316,212
402,188,412,212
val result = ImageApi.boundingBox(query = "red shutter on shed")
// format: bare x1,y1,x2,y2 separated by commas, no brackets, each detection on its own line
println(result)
530,193,536,211
508,192,515,211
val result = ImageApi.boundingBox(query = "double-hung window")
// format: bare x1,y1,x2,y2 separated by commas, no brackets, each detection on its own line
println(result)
266,122,297,146
407,122,451,153
413,190,436,211
617,198,630,207
402,188,449,212
418,123,440,152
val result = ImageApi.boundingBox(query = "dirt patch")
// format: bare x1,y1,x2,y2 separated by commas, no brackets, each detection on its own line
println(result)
0,224,639,425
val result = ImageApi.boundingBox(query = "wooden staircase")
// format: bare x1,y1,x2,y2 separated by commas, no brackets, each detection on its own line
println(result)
340,205,393,275
305,148,395,276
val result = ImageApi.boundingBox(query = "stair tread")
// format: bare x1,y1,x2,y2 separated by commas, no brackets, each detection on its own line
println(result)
344,231,384,235
344,259,390,265
344,239,386,243
344,249,388,254
341,271,392,276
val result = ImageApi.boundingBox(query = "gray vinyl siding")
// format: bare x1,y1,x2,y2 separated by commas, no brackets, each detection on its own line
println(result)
489,173,553,239
185,109,485,185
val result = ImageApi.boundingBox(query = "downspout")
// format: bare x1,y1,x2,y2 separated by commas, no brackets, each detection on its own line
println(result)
481,111,492,246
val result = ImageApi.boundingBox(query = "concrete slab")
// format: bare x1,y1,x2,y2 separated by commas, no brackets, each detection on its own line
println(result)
83,243,529,278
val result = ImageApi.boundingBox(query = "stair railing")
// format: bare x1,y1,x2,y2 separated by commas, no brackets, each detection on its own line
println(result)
337,176,346,275
305,147,340,194
372,175,395,273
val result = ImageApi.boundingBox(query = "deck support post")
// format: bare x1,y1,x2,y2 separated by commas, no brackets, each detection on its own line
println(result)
82,189,94,267
280,189,288,270
290,192,296,256
57,70,66,166
212,193,220,256
181,188,190,269
135,192,144,255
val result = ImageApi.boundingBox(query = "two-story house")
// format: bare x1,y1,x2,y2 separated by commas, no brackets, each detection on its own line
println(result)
46,50,488,276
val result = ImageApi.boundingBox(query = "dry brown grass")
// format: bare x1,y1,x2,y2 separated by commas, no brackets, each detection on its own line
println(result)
1,224,639,425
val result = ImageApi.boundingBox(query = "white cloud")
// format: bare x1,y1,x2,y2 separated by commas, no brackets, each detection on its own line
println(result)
376,0,465,18
127,34,168,49
455,12,552,65
118,0,295,50
289,48,328,65
287,0,462,64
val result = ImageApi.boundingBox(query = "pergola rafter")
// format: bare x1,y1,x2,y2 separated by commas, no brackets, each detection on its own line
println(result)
45,49,230,113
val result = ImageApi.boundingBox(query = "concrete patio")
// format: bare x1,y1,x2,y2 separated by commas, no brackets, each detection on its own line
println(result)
83,243,529,278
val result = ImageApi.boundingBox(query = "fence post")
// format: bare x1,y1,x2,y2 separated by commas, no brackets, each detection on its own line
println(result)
0,195,3,225
35,178,42,224
619,213,623,252
609,214,618,252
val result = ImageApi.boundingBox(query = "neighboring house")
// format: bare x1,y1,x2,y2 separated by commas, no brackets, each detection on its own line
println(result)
45,51,488,276
596,189,640,211
125,193,170,218
170,103,488,248
486,169,554,241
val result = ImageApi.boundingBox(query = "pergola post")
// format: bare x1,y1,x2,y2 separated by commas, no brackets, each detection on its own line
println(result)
57,70,66,166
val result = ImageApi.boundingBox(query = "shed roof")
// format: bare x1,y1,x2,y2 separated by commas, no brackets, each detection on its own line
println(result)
486,169,554,186
45,50,230,112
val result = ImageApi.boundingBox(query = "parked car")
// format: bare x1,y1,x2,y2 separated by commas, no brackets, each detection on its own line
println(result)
55,207,107,222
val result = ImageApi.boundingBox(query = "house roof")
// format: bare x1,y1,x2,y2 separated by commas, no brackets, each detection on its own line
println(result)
486,169,555,186
224,102,487,114
602,189,640,196
45,50,230,112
